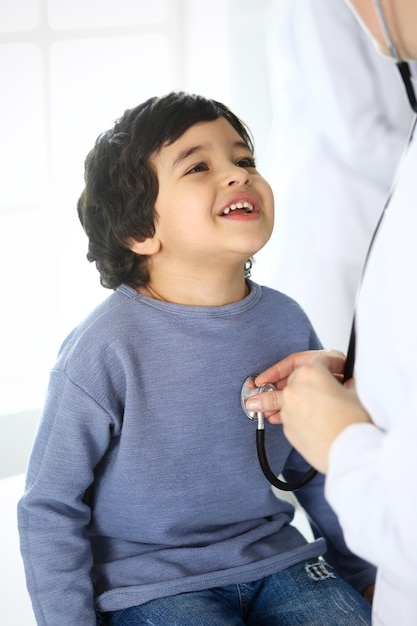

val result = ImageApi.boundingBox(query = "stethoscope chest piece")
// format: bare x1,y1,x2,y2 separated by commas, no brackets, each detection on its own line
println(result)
241,374,317,491
241,375,276,426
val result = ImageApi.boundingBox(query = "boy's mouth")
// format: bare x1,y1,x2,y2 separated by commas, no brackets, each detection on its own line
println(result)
221,201,254,216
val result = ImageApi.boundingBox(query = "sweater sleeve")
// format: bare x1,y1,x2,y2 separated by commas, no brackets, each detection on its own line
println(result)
17,369,114,626
282,447,376,593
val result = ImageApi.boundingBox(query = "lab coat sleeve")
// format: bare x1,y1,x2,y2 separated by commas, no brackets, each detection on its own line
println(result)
282,448,376,593
271,0,410,187
326,415,417,584
17,369,114,626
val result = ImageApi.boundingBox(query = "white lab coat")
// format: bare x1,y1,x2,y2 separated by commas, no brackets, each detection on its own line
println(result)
254,0,413,351
326,116,417,624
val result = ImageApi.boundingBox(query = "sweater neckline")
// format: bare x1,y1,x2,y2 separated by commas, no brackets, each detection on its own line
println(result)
118,280,262,317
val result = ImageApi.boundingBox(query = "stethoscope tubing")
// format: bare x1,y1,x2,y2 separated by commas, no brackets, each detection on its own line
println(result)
256,428,318,491
241,376,318,491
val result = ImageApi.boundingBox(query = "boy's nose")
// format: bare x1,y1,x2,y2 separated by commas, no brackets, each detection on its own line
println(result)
226,165,250,187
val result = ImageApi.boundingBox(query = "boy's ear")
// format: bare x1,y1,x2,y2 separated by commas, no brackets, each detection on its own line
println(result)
126,236,161,256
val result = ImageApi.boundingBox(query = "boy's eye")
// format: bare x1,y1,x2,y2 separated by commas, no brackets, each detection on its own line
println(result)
186,162,208,174
236,156,256,168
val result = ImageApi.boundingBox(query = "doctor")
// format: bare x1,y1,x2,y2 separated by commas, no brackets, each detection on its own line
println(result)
246,0,417,624
254,0,413,352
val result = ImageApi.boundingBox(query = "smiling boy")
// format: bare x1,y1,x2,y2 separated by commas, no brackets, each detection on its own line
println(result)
18,92,374,626
128,115,274,307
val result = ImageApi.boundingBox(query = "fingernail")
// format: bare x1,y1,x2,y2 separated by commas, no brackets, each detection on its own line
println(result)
246,398,261,411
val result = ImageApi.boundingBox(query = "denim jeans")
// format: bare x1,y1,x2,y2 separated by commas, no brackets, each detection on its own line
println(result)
97,559,371,625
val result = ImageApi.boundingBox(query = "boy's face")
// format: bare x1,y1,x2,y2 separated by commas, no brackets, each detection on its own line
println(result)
148,117,274,274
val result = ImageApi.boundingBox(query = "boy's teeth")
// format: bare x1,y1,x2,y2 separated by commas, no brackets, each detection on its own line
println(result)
222,201,254,215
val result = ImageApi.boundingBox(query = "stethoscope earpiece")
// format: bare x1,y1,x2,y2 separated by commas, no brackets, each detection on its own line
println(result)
241,375,317,491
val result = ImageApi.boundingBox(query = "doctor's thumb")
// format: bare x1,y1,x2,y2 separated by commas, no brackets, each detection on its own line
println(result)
246,391,281,414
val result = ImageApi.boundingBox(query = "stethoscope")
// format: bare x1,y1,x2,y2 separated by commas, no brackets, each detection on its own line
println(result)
241,376,318,491
373,0,417,115
344,6,417,381
241,2,417,493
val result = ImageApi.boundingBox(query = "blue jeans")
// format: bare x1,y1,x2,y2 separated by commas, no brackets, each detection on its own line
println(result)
97,559,371,625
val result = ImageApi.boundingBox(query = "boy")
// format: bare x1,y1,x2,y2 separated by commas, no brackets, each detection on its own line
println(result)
18,92,374,625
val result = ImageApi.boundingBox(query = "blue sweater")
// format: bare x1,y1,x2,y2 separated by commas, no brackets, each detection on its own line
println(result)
18,282,375,624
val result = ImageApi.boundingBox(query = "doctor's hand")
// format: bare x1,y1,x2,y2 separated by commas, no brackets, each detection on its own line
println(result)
246,351,371,473
246,349,346,422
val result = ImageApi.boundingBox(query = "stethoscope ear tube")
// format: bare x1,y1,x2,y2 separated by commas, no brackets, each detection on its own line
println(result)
397,62,417,114
256,429,318,491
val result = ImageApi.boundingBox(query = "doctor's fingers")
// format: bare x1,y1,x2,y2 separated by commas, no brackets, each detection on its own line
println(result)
255,349,345,389
245,389,284,424
246,358,343,421
309,350,347,379
254,350,324,388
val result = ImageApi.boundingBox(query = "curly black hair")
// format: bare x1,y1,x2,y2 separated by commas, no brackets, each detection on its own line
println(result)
77,92,254,289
